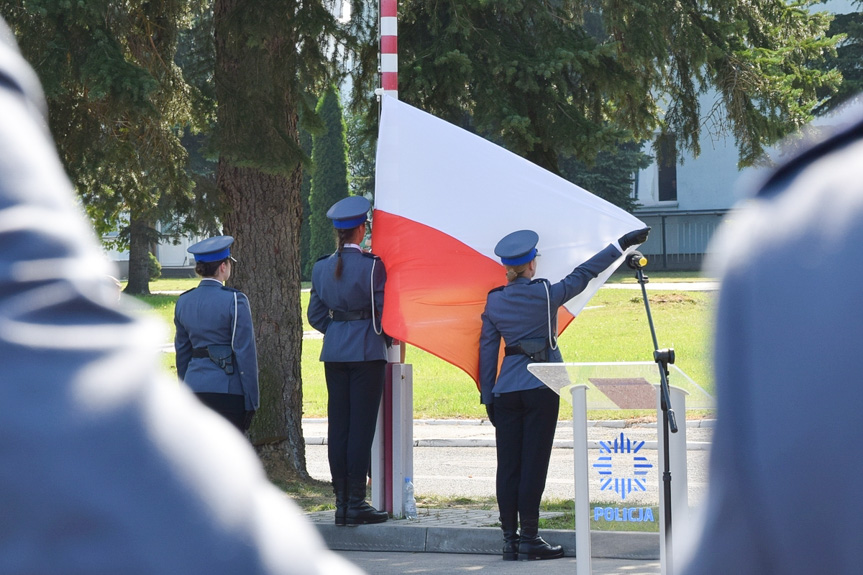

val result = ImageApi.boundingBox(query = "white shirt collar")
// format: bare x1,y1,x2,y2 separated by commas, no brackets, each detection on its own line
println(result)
343,243,363,251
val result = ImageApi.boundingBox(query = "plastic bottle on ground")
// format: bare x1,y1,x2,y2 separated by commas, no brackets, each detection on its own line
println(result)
404,477,418,520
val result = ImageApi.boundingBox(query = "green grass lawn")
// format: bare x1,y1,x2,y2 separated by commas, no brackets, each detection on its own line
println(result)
131,272,715,421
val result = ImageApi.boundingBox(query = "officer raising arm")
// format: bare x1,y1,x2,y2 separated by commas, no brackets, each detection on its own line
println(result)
308,195,390,527
174,236,259,433
479,226,649,562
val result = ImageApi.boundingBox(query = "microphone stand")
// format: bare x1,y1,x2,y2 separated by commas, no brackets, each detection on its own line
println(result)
629,251,677,575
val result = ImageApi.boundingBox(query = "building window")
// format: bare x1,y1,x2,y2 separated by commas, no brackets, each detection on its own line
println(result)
657,133,677,202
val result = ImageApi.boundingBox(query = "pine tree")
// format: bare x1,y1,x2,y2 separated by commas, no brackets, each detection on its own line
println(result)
815,4,863,114
0,0,204,294
299,128,314,281
213,0,347,477
351,0,841,172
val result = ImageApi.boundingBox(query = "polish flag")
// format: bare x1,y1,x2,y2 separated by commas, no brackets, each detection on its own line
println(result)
372,96,645,387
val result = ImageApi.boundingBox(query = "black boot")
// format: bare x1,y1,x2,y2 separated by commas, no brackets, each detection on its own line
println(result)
332,477,347,526
345,479,388,526
518,518,564,561
500,512,519,561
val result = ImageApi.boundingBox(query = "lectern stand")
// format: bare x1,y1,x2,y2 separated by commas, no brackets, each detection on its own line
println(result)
527,362,713,575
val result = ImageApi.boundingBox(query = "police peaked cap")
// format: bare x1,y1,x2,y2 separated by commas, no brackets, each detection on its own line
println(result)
494,229,539,266
327,196,371,229
188,235,234,263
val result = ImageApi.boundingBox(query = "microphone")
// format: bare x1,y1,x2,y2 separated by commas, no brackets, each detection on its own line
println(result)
627,251,647,270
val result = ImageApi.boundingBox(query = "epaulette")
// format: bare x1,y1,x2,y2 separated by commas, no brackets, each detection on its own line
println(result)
488,285,505,294
179,287,196,296
361,251,380,260
529,278,550,286
315,253,331,262
221,286,241,293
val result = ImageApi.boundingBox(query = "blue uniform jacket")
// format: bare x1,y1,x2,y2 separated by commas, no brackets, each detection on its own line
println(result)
174,279,260,411
308,247,388,362
479,243,622,404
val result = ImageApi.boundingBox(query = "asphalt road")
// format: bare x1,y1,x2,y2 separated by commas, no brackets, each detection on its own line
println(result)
304,420,713,508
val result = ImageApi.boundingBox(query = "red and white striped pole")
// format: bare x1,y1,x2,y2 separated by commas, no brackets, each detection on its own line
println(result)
372,0,413,519
380,0,398,100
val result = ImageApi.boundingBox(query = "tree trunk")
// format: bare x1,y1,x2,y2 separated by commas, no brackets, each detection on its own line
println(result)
124,215,151,295
220,162,308,480
214,0,310,481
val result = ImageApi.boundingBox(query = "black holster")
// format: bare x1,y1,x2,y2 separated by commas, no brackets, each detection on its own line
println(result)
193,345,235,375
504,337,550,362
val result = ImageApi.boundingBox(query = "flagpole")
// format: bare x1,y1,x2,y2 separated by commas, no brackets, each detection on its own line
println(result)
380,0,398,100
372,0,414,520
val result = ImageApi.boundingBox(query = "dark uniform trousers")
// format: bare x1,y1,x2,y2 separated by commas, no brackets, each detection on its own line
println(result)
325,360,387,482
494,386,560,523
195,392,245,432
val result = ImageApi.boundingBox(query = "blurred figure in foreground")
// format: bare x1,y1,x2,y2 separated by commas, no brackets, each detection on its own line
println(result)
0,16,361,574
681,108,863,574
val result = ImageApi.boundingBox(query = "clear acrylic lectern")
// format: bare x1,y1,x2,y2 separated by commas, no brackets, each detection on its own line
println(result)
527,362,714,575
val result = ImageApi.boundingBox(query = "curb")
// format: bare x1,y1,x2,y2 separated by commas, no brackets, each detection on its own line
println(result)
304,436,711,450
315,523,660,559
304,417,716,428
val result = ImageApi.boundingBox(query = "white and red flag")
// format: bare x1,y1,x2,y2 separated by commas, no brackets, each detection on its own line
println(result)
372,96,645,387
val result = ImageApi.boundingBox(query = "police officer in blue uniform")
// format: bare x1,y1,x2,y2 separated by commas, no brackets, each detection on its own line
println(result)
308,195,390,526
175,236,260,433
480,226,649,561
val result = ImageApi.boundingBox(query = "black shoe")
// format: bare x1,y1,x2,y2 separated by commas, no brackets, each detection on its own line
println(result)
500,513,519,561
502,530,519,561
333,479,347,526
345,500,388,525
346,482,388,525
518,535,564,561
502,541,519,561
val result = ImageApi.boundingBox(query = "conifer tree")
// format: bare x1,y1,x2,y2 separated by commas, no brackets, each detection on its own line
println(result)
350,0,841,172
213,0,349,476
0,0,204,294
309,87,351,265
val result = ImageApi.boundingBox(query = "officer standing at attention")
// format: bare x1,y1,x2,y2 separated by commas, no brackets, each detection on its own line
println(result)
175,236,259,433
480,226,649,561
308,195,390,526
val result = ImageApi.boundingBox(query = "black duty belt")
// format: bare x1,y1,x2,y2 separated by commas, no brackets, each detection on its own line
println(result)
503,337,550,362
329,309,372,321
191,347,210,358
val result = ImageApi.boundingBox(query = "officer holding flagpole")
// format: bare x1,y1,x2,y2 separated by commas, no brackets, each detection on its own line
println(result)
308,195,390,526
480,226,649,561
175,236,259,433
